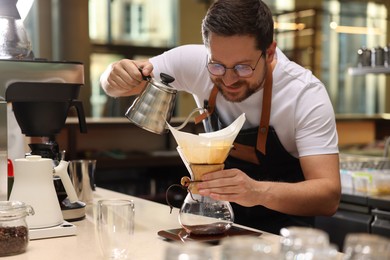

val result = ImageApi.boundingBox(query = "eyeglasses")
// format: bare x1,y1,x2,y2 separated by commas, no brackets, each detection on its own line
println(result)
206,52,264,78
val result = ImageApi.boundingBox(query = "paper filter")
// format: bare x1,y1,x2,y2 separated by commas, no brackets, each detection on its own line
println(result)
168,113,246,164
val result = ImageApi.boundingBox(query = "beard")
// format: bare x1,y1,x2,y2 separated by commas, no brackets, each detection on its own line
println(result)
211,68,267,103
212,79,255,102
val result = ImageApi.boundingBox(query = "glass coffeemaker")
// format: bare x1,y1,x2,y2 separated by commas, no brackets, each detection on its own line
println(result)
167,114,246,235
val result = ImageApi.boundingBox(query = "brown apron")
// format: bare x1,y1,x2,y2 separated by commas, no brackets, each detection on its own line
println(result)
195,64,314,234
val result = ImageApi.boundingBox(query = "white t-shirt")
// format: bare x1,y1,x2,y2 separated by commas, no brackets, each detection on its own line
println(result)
150,45,339,158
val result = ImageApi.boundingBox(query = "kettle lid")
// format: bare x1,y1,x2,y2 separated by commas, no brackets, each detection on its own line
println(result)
147,73,176,93
15,155,51,163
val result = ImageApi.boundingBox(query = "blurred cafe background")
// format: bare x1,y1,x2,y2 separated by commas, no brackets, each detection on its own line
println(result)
7,0,390,250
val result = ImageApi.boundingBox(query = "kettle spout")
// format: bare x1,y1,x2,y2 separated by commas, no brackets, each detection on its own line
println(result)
54,160,79,203
170,107,207,131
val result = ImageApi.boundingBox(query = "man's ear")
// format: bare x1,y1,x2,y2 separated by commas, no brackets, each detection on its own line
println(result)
265,41,277,63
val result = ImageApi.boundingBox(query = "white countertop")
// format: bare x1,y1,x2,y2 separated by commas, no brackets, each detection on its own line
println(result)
5,188,281,260
7,188,343,260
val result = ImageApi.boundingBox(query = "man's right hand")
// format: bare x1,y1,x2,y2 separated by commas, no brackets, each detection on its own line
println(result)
100,59,154,97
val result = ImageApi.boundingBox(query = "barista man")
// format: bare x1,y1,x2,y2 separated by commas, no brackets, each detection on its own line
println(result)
100,0,341,234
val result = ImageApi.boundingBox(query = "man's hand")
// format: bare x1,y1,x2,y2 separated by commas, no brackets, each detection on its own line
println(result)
100,59,153,97
197,168,262,207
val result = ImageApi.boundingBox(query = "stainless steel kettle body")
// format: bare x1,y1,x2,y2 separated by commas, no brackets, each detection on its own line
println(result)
125,73,177,134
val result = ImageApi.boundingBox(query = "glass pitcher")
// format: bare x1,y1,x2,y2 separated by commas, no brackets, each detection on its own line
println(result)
179,191,234,235
165,114,245,236
167,148,234,235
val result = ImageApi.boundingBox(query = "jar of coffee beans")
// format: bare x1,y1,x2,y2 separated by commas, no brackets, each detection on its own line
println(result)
0,201,34,256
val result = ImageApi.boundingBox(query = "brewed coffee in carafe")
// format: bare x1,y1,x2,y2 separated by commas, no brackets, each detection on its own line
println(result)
167,114,246,235
176,153,234,235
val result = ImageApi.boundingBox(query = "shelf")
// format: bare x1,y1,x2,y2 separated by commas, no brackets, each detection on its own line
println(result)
348,66,390,76
94,152,183,170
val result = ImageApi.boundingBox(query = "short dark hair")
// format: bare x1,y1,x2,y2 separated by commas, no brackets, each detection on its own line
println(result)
201,0,274,52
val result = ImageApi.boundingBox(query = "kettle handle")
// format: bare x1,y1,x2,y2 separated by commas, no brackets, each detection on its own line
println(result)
138,68,151,81
55,160,79,203
138,68,175,85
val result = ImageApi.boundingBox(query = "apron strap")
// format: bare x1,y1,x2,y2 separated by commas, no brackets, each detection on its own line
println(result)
230,142,262,165
229,63,273,163
257,63,273,155
194,86,219,124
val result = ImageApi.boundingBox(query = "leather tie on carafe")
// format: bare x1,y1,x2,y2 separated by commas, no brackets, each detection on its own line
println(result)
195,63,273,164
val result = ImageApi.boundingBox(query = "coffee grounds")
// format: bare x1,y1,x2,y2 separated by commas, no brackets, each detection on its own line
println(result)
0,226,28,256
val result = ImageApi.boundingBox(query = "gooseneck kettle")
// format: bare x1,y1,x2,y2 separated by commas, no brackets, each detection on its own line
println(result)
125,72,178,134
125,72,206,134
9,155,79,228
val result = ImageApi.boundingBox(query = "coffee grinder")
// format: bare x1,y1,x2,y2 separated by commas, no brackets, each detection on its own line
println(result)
1,60,88,239
0,0,88,239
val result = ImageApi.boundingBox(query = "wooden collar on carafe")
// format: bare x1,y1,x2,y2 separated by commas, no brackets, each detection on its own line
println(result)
194,63,273,156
